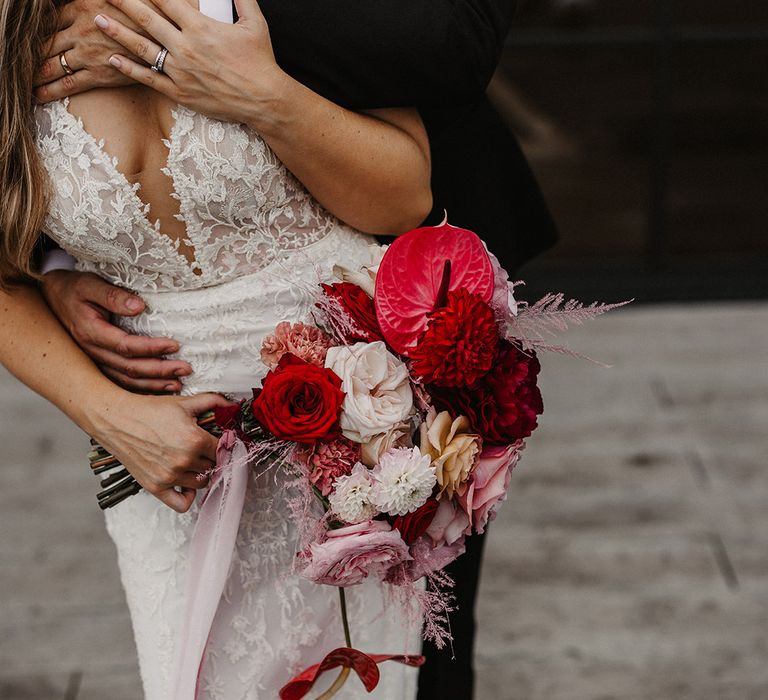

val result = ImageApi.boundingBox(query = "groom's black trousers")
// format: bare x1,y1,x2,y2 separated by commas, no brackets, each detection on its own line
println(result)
417,530,488,700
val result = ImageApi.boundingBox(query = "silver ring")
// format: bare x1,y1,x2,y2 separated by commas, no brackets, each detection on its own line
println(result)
151,47,169,74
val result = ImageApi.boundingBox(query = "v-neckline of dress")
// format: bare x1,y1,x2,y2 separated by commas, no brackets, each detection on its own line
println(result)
52,97,203,278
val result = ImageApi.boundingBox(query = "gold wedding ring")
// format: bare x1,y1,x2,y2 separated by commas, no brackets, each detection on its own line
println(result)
59,51,75,76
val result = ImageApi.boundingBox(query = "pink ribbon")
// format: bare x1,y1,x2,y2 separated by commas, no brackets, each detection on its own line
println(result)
170,430,251,699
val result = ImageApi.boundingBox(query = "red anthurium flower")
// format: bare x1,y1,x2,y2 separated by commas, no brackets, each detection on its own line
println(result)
374,223,495,356
279,647,425,700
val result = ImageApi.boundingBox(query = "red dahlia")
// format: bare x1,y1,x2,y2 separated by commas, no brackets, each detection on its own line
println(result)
430,341,543,444
409,288,499,387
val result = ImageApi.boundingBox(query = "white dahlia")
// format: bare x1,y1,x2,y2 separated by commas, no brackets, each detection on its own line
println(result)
328,462,377,524
369,446,437,517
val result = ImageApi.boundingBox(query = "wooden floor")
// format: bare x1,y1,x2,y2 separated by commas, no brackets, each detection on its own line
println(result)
1,303,767,699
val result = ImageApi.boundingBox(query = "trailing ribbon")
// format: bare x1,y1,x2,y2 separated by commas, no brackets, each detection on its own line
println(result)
279,648,425,700
169,430,251,699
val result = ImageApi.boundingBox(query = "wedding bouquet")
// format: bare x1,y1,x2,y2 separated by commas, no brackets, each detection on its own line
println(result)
89,222,626,698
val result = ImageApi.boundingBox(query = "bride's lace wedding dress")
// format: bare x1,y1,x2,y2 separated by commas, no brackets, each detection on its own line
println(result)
35,99,421,699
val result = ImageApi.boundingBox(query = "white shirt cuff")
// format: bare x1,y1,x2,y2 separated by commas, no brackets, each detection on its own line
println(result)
40,249,77,275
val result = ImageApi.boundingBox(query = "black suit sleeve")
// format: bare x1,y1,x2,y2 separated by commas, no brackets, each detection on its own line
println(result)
257,0,518,109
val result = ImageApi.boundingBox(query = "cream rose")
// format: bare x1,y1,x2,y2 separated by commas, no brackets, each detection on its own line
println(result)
325,341,414,443
360,420,413,467
419,408,481,499
332,244,387,297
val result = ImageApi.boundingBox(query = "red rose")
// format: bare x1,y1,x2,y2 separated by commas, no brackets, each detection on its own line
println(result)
431,342,543,444
321,282,383,342
409,288,499,387
252,353,345,443
214,402,242,431
393,498,439,545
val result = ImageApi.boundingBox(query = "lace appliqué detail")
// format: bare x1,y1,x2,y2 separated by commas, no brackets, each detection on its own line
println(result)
36,100,347,293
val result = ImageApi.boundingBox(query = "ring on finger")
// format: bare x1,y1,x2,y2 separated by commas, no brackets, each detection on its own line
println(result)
59,51,75,76
151,47,169,74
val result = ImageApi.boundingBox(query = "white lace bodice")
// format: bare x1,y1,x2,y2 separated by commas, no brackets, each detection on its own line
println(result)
36,99,352,292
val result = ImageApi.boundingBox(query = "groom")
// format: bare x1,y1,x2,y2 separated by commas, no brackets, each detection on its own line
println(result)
36,0,557,697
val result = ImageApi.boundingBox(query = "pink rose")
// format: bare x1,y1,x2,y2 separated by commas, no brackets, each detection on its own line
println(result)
300,520,411,587
405,534,466,581
425,498,470,547
260,322,334,369
459,443,522,534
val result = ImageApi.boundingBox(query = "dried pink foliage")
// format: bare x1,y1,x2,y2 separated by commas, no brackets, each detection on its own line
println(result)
503,291,632,362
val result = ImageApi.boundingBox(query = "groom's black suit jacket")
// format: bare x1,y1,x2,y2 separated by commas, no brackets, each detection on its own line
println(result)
247,0,558,272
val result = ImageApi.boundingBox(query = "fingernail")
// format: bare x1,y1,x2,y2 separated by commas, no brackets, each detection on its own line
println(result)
109,56,122,68
94,14,109,29
175,368,192,377
125,296,143,311
164,384,178,392
163,345,179,355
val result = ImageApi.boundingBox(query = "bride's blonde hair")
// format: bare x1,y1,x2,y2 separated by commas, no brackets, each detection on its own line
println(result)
0,0,59,289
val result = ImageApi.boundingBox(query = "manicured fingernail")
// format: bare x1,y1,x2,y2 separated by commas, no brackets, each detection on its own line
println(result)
94,14,109,29
109,56,122,68
125,296,143,311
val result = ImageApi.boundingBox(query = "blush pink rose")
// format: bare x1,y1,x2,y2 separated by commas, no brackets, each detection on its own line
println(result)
300,520,411,587
459,442,522,534
425,498,470,547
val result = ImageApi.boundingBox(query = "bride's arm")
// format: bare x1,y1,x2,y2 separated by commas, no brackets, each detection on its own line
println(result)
93,0,432,235
0,283,231,512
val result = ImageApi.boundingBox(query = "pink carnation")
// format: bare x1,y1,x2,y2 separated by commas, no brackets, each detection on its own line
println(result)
260,322,334,369
300,520,411,587
294,437,360,496
459,442,522,534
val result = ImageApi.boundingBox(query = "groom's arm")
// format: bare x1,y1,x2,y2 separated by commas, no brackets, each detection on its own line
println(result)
37,0,517,109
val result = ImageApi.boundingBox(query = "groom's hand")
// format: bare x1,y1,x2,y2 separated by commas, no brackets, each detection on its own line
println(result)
35,0,144,103
41,271,193,393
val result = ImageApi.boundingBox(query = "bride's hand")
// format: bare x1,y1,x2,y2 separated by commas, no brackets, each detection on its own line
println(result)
90,391,235,513
94,0,288,125
35,0,142,103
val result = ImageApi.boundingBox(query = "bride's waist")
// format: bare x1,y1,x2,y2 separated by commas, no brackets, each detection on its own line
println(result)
116,238,375,396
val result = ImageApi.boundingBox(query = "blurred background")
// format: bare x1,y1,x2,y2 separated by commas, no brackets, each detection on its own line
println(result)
494,0,768,302
1,1,766,698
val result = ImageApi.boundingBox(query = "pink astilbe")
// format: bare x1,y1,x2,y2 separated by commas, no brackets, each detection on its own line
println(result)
504,292,632,360
260,321,334,369
294,437,361,496
385,565,456,650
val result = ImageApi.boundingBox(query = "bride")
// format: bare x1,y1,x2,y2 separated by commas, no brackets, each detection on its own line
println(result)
0,0,432,697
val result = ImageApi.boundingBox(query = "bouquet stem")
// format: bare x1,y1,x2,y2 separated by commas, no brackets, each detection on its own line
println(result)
339,587,352,647
313,588,353,700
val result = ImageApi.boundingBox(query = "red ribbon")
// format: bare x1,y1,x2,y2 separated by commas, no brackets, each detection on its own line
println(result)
279,647,425,700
